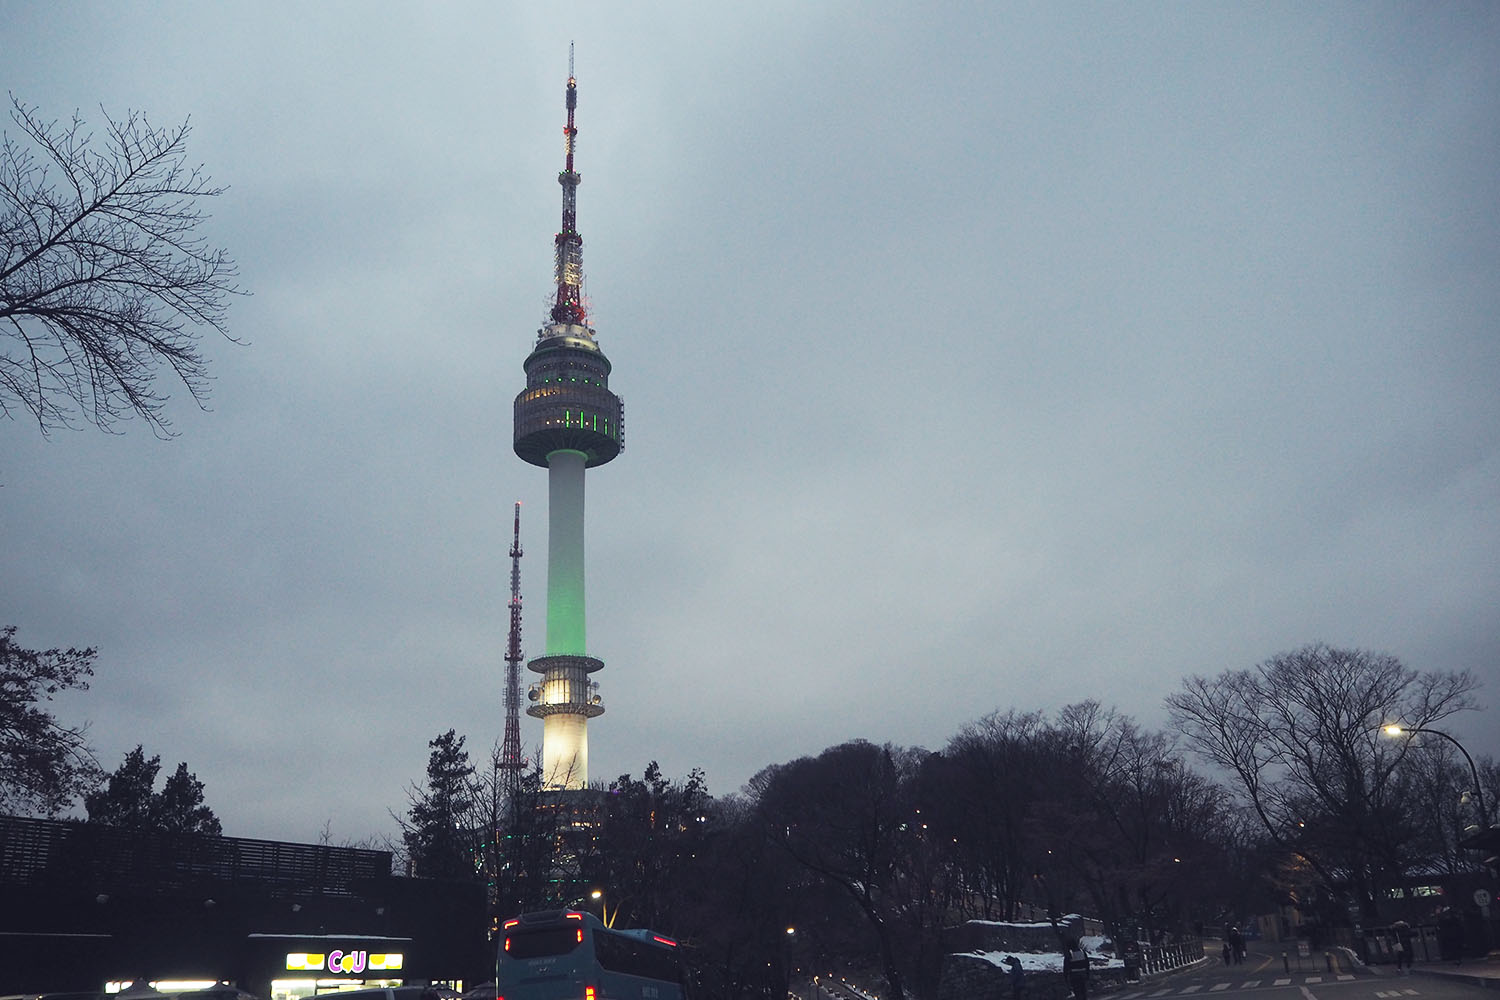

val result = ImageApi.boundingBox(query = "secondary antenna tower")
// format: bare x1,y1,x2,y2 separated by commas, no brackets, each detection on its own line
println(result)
501,501,525,795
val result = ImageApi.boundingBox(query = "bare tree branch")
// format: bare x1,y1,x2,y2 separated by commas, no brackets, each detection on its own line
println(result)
1,94,244,435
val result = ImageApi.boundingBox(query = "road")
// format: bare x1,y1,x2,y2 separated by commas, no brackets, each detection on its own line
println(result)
1116,942,1494,1000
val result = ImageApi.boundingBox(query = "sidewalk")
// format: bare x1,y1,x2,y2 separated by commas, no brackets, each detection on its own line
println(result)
1406,955,1500,990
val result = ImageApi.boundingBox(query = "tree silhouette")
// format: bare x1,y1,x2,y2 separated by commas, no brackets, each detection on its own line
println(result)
401,729,477,880
155,760,221,834
0,625,97,815
84,744,221,834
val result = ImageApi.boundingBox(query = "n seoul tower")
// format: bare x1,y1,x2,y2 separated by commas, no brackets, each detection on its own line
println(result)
514,48,623,790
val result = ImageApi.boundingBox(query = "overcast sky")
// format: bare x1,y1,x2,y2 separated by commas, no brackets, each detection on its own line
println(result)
4,2,1498,845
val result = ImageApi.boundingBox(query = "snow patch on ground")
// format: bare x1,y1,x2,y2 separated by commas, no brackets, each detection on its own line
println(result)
969,949,1066,972
966,948,1126,972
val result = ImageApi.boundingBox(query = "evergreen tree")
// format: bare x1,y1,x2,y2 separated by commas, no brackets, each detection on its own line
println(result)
155,761,222,835
403,729,478,879
84,745,222,834
84,745,158,829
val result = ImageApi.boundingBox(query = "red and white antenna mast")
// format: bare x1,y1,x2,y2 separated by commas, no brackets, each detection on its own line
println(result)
550,42,587,328
501,501,525,791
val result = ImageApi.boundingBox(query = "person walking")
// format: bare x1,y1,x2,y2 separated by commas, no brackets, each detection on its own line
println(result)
1063,940,1090,1000
1391,921,1412,973
1004,955,1025,1000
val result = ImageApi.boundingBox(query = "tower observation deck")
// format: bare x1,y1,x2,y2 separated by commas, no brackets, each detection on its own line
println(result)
514,51,622,790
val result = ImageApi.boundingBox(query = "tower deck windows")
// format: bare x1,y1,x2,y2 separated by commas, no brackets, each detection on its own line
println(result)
526,654,605,719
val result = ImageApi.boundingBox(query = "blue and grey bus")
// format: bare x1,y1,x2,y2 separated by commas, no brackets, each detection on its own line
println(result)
496,910,686,1000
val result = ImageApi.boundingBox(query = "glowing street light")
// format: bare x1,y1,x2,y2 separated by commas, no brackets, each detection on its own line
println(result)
590,888,620,928
1383,724,1488,829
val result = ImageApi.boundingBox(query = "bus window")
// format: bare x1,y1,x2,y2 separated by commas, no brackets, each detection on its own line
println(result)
505,926,583,959
594,929,682,984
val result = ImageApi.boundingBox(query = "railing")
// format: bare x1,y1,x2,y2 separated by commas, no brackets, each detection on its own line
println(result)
1128,937,1204,976
0,814,390,894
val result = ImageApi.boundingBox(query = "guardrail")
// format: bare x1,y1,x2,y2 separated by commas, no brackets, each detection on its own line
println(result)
1126,938,1204,977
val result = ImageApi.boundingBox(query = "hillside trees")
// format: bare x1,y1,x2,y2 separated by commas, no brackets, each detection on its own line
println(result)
1,96,241,435
751,740,940,1000
1166,644,1479,921
0,625,97,815
921,709,1055,921
389,655,1484,995
925,703,1237,945
595,762,711,930
675,793,823,1000
1052,703,1237,938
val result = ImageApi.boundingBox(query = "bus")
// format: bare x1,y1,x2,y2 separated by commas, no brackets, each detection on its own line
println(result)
496,910,687,1000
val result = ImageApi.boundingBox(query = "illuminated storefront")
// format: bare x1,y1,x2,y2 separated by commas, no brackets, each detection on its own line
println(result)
255,937,414,999
0,817,488,996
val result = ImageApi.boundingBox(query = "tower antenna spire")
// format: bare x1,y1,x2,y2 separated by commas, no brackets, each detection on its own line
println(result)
550,42,587,328
501,501,525,793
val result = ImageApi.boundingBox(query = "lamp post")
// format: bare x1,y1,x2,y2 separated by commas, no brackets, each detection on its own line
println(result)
1383,724,1488,829
590,888,620,928
783,926,797,1000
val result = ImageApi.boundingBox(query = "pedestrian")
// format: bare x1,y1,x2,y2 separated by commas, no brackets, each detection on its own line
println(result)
1391,921,1412,973
1004,955,1025,1000
1229,926,1245,965
1222,941,1232,965
1063,939,1090,1000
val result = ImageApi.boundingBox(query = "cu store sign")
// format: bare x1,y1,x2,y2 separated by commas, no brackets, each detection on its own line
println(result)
286,951,405,973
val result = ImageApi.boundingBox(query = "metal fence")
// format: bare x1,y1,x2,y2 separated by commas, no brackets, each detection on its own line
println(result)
0,814,390,895
1127,937,1204,977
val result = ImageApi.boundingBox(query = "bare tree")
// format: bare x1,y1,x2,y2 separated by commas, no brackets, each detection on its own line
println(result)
1054,706,1235,940
751,740,937,1000
1166,644,1479,921
926,709,1056,920
1,95,241,435
471,738,573,918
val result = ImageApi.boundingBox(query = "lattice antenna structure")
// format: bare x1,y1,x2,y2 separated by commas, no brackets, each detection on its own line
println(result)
501,501,525,792
551,41,586,327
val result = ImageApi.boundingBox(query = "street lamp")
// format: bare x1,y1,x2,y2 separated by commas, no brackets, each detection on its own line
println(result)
590,888,620,928
1382,724,1488,829
783,926,797,1000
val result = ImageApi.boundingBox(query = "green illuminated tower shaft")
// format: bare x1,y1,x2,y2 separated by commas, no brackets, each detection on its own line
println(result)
513,57,623,790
